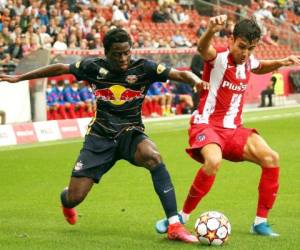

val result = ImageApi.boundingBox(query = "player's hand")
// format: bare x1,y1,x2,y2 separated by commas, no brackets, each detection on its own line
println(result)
208,15,227,33
281,55,300,66
0,74,20,83
195,80,210,92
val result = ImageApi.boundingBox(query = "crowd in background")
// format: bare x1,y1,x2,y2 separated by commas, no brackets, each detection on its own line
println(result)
1,0,300,72
1,0,300,119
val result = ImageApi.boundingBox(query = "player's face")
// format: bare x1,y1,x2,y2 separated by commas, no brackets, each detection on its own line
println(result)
106,42,131,72
230,37,259,64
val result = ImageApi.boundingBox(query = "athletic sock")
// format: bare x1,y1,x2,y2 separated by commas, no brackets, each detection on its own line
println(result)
150,163,177,218
183,167,215,214
168,215,180,225
60,188,79,208
254,216,267,226
256,167,280,218
179,210,190,223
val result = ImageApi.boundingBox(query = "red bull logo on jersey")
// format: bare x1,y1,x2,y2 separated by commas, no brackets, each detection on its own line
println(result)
222,81,247,92
94,85,144,105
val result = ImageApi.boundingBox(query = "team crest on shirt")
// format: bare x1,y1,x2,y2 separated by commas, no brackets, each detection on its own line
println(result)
97,67,109,79
157,64,166,74
75,61,81,68
126,74,138,84
197,133,206,142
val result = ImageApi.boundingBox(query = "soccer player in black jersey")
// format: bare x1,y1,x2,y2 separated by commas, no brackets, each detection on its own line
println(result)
0,28,208,243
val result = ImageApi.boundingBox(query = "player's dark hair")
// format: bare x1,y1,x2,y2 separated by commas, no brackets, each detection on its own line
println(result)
103,28,132,53
233,19,261,43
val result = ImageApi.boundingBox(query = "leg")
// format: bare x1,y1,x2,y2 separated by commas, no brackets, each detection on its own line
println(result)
267,93,273,107
60,177,94,225
182,143,221,217
134,139,197,242
134,139,177,219
260,90,267,107
243,133,280,236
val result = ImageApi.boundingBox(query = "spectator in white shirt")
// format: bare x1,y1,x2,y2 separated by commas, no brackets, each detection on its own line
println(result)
53,33,67,50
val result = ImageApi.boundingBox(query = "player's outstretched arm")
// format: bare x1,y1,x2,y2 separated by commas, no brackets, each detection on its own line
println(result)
252,55,300,74
197,15,227,61
0,63,70,83
168,68,209,92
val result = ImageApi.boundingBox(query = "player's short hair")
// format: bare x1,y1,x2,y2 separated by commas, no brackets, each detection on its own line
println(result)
103,28,132,53
233,19,261,43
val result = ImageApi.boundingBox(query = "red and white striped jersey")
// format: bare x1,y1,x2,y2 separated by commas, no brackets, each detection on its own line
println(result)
193,47,260,128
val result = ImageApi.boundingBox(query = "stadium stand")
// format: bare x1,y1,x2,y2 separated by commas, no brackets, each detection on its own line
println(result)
1,0,300,120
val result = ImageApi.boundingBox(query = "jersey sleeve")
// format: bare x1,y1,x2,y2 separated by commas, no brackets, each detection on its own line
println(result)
69,57,95,81
144,60,171,83
205,46,228,64
249,54,261,70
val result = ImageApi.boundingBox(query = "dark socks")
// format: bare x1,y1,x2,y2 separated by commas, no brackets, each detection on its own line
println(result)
150,163,177,218
60,188,79,208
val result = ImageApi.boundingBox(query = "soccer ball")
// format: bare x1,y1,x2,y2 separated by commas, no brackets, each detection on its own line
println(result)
194,211,231,246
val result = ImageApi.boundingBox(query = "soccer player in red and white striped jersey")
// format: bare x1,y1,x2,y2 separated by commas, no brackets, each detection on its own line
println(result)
156,15,300,237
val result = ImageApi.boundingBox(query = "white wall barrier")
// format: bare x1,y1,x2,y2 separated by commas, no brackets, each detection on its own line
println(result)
0,117,92,147
0,81,31,124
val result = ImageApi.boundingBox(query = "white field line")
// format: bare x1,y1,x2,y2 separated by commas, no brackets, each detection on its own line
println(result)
1,108,300,151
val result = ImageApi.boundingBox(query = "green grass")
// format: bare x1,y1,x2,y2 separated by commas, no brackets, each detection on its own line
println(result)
0,107,299,250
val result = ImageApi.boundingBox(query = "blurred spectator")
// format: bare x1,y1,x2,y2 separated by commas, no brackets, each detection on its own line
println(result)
170,81,194,114
262,30,279,46
112,5,128,24
79,81,96,117
219,19,235,38
259,70,284,107
197,20,207,37
8,36,23,62
147,81,173,117
63,81,85,118
152,6,170,23
14,0,26,16
171,30,192,47
235,4,248,21
36,25,53,49
53,33,67,50
54,80,71,119
169,5,189,24
46,81,60,120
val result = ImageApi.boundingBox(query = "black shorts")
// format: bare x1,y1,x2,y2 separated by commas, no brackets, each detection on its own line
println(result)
71,127,148,183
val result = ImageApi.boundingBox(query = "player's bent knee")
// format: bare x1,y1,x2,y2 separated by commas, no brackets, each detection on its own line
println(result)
203,156,222,175
144,151,162,170
261,150,280,167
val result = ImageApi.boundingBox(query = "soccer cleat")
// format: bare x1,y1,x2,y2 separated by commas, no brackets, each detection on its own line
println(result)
62,206,77,225
155,214,184,234
250,222,280,237
167,222,198,243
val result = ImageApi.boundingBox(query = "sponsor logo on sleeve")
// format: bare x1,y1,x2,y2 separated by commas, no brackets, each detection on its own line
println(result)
157,64,166,74
97,67,109,79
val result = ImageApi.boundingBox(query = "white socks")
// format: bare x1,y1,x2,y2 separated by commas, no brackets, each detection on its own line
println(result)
254,216,267,226
168,215,180,224
180,210,190,224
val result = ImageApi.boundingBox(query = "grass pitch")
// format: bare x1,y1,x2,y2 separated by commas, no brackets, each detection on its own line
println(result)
0,106,299,250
